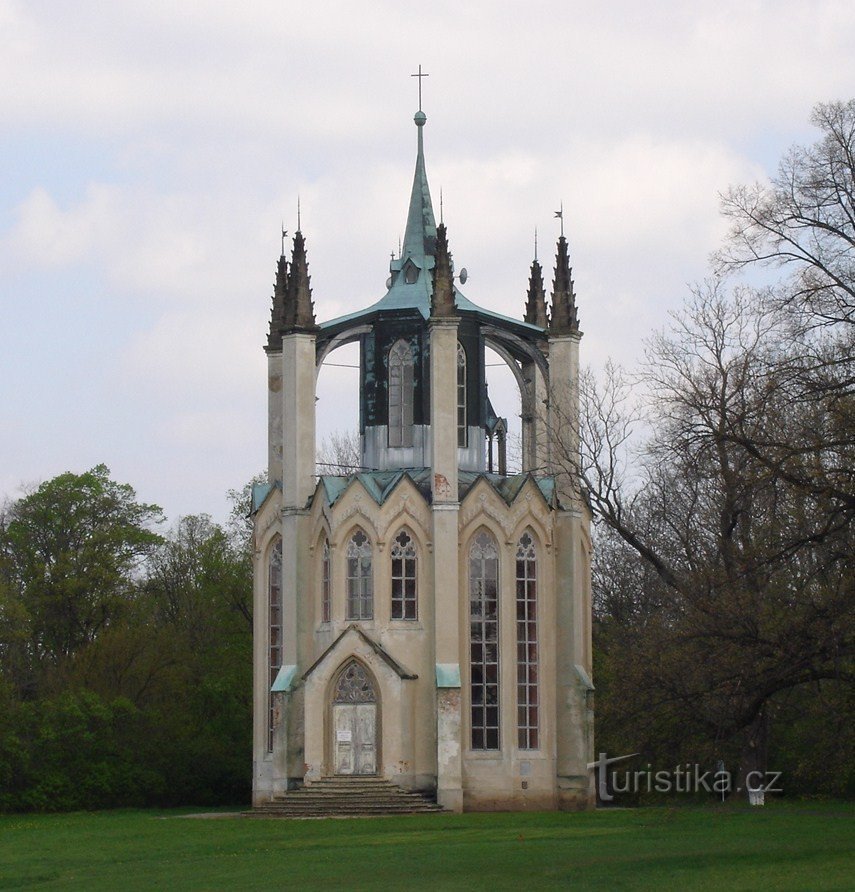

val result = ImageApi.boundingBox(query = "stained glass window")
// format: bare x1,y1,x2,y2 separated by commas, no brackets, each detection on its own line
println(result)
346,529,373,620
469,530,499,749
516,531,539,749
388,339,414,447
457,342,467,448
390,530,417,620
321,538,331,623
267,537,282,752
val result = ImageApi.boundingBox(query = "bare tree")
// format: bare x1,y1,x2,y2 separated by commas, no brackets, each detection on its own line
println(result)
717,99,855,330
576,282,854,795
316,430,363,476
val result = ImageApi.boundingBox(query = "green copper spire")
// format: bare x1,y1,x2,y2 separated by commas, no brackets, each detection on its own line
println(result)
401,111,437,264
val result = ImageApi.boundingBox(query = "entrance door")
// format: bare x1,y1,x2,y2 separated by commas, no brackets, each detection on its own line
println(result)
332,661,378,775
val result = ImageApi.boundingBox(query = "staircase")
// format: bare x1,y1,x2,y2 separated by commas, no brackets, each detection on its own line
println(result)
249,776,447,818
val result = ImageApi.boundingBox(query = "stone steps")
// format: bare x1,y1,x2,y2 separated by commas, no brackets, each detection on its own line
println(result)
249,776,447,818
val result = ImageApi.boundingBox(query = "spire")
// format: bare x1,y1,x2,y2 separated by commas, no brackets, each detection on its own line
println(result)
431,223,456,318
401,110,437,263
549,236,579,335
266,252,289,350
283,230,318,333
525,257,549,328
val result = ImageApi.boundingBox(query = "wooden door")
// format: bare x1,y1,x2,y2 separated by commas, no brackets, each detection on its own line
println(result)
332,661,379,776
333,702,376,775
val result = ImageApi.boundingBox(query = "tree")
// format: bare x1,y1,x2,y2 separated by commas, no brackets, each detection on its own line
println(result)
316,430,362,475
716,100,855,526
717,99,855,330
575,282,853,795
570,104,855,796
0,465,162,693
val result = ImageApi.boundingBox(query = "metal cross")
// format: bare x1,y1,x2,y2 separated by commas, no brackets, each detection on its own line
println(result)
411,64,429,111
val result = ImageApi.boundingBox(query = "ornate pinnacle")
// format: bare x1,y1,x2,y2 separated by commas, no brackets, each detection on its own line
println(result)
549,236,579,335
283,231,318,333
266,254,289,351
430,223,457,318
525,258,549,328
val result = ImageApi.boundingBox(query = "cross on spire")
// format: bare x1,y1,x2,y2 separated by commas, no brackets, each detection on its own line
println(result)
411,64,429,111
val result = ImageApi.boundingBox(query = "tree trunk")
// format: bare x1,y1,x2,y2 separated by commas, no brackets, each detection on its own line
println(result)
735,706,769,805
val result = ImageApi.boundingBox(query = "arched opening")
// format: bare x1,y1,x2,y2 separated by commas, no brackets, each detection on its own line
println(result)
315,340,361,475
484,345,523,474
331,660,379,775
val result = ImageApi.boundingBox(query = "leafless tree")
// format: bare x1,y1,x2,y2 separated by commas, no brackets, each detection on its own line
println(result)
576,281,853,795
316,430,363,476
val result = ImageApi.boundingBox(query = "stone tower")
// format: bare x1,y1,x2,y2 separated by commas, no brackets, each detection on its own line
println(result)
251,106,594,812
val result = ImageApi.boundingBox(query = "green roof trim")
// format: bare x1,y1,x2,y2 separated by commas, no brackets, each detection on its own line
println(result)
436,663,461,688
271,664,298,693
318,468,555,509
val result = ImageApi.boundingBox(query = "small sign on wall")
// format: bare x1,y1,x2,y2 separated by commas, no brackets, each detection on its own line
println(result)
337,730,352,742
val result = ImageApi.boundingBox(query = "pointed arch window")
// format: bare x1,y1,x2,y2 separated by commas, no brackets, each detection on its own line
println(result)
457,342,468,448
321,538,331,623
516,531,539,749
388,339,415,448
469,530,499,750
346,529,373,620
391,530,418,620
267,537,283,753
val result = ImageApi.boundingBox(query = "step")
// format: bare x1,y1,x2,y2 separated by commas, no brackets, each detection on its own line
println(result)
248,777,448,818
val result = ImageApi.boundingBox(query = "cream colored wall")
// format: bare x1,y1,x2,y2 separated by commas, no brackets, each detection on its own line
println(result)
456,479,564,809
303,477,438,790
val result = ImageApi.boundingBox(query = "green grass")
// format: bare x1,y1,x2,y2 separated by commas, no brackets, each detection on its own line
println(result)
0,802,852,890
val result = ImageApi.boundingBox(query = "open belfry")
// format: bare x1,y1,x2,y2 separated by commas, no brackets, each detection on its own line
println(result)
251,91,594,813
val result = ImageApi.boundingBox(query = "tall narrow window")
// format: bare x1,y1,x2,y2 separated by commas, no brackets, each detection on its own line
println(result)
267,538,282,753
321,538,331,623
388,339,414,447
391,530,418,620
346,529,373,620
516,531,539,749
457,342,467,448
469,530,499,750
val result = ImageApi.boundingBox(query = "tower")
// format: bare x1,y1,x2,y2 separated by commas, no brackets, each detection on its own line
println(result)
251,105,594,812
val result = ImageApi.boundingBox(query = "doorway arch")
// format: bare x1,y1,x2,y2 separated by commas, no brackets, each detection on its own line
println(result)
331,660,379,775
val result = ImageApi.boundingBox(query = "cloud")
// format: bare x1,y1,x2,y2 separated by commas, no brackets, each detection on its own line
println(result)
2,0,853,522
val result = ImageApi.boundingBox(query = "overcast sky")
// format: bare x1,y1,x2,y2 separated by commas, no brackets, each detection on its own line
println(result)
1,1,853,524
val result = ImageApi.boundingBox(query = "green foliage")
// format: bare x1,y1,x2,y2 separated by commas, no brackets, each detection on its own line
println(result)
0,468,252,812
0,464,163,685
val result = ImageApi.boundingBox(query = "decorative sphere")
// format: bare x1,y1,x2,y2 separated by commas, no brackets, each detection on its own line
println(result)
414,110,427,126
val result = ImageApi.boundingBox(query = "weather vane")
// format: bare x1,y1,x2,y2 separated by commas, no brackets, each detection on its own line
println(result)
554,202,565,238
411,64,429,112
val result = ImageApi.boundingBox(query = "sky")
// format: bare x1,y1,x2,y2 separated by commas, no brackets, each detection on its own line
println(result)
1,0,853,525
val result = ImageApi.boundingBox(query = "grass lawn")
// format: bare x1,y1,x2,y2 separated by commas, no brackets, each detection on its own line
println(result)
0,801,852,890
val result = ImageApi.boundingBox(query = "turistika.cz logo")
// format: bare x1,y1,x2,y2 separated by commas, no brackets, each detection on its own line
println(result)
587,752,783,801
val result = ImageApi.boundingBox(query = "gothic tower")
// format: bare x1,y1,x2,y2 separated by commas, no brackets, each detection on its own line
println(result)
251,106,594,812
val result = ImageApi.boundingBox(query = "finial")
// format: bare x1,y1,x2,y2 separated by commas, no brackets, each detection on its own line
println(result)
297,196,301,232
398,235,402,257
281,222,287,256
411,64,429,113
554,202,564,238
534,227,538,262
440,188,444,224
